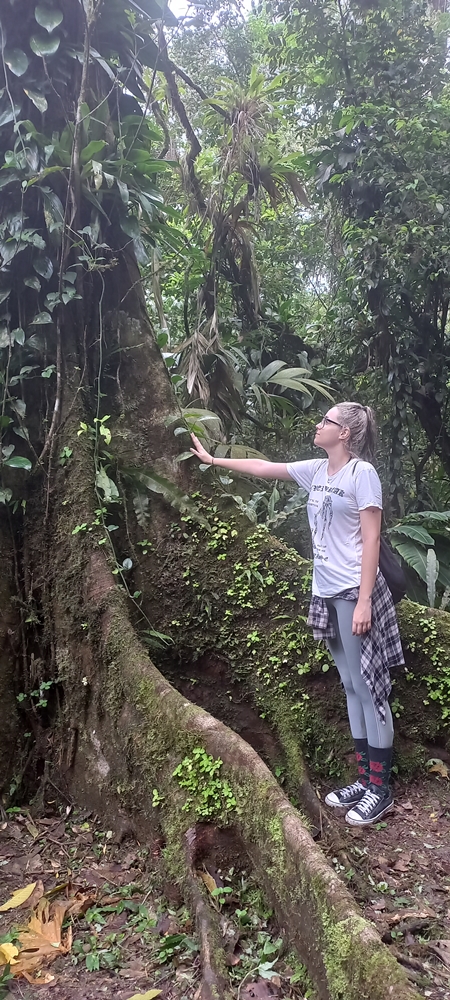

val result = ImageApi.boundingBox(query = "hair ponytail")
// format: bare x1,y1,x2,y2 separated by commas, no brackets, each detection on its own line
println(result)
335,402,377,463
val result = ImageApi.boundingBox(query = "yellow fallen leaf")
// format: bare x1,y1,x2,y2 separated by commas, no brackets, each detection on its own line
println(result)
429,762,449,779
0,883,37,911
25,819,39,839
126,992,162,1000
198,871,217,894
0,942,19,966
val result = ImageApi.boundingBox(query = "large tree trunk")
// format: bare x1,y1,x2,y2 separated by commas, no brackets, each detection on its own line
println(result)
1,300,438,999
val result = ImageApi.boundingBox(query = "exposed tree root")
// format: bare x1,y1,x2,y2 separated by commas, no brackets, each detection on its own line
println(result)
39,530,420,1000
185,826,233,1000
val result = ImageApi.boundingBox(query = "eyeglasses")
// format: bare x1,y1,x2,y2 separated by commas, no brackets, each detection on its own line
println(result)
318,416,342,428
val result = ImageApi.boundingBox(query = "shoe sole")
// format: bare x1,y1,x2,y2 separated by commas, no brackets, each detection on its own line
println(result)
345,799,394,827
324,793,364,809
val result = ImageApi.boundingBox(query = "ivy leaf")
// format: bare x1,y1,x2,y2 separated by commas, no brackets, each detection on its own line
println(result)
42,188,64,235
95,465,119,502
3,455,32,470
24,276,41,291
4,48,29,77
30,33,61,57
33,254,53,280
23,88,48,113
35,4,64,31
116,178,129,204
11,327,25,345
30,311,52,325
0,96,23,127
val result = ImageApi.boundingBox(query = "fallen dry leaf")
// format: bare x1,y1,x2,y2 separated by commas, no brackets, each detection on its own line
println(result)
427,940,450,968
385,908,436,927
242,980,279,1000
0,882,37,911
126,992,162,1000
197,870,217,894
0,942,19,966
429,762,449,779
22,970,56,985
25,819,40,840
393,853,412,872
11,898,72,977
17,879,44,911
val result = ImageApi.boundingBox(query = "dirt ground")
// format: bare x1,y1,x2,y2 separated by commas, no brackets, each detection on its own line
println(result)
0,776,449,1000
321,773,450,999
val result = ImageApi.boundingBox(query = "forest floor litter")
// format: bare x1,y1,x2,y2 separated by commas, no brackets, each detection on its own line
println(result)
0,774,449,1000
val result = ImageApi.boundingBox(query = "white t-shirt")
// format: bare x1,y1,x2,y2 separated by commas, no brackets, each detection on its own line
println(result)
286,458,382,597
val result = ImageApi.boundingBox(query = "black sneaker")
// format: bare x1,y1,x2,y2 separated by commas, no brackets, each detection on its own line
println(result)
325,780,367,808
345,786,394,826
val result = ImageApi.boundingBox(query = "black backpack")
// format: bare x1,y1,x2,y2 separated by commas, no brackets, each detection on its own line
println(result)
378,535,407,604
352,460,406,604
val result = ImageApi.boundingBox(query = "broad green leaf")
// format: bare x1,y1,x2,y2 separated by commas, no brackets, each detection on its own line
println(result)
35,4,64,31
80,140,107,165
252,360,286,383
30,33,61,57
0,287,11,305
401,510,450,523
392,540,427,582
24,88,48,113
3,456,32,470
4,48,29,77
268,372,334,400
391,524,435,546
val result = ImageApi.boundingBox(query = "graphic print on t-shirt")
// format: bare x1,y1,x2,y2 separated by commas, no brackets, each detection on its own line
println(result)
311,484,343,561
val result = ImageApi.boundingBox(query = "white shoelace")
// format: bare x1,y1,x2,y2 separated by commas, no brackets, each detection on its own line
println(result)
341,780,365,798
356,788,382,815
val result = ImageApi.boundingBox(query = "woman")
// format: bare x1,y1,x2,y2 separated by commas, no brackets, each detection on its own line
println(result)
190,402,404,827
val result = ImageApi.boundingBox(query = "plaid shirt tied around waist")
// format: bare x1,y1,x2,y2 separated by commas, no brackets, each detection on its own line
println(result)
307,572,404,724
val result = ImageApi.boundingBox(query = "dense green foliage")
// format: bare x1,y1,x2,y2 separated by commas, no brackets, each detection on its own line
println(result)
2,0,450,599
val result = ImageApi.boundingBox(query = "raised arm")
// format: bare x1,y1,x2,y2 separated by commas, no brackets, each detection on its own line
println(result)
189,433,292,480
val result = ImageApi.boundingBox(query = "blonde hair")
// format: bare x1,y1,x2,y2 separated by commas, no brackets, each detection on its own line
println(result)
335,402,377,464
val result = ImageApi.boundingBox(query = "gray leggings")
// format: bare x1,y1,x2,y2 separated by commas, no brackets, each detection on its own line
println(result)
325,598,394,749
